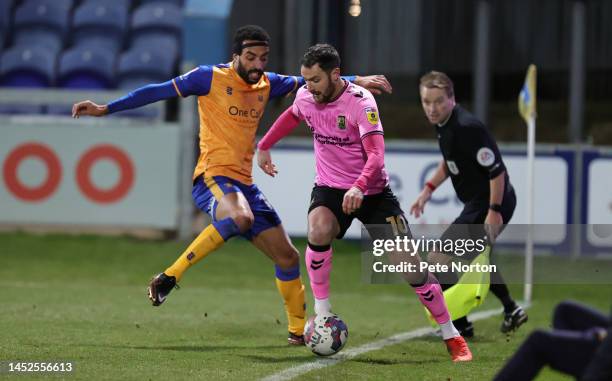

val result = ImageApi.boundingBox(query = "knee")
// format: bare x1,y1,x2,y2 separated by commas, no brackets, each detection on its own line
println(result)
275,246,300,269
526,329,552,350
230,211,254,232
552,300,574,328
308,222,335,245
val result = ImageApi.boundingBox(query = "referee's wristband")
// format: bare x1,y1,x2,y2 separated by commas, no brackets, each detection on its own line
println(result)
425,181,436,192
489,203,502,213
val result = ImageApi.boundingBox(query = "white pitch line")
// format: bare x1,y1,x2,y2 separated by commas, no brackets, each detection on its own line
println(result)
261,306,513,381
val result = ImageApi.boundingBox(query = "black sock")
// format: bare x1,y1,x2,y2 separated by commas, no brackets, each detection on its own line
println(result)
307,242,331,252
453,316,470,329
490,271,516,312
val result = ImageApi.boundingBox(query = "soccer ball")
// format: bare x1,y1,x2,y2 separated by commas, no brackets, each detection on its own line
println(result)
303,313,348,356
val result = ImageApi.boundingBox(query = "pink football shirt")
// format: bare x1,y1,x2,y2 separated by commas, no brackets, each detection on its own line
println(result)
292,81,389,194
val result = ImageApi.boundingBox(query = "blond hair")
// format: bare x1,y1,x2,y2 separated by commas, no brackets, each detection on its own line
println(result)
419,71,454,98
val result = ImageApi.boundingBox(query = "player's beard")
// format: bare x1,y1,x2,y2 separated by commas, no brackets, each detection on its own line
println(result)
235,61,263,84
312,76,336,103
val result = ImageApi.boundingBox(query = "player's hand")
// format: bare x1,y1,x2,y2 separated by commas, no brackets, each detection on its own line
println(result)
354,75,392,95
72,100,108,118
342,186,364,214
484,209,503,243
409,188,432,218
257,149,278,177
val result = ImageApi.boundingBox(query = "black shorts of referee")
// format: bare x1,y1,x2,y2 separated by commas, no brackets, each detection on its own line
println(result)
439,184,516,260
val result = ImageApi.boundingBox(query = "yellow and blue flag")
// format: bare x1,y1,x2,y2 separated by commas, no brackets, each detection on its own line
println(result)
518,64,537,123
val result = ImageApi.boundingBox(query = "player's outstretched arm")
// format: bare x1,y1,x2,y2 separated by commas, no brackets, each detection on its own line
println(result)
353,75,393,95
71,80,180,119
267,72,392,99
72,100,108,118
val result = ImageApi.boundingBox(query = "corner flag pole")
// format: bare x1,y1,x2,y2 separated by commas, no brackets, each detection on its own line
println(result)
519,64,537,305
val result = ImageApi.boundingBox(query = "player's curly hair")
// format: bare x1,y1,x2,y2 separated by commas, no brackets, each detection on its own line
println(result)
301,44,341,72
232,25,271,55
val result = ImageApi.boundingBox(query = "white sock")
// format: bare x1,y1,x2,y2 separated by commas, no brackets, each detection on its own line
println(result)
314,298,331,315
439,319,460,340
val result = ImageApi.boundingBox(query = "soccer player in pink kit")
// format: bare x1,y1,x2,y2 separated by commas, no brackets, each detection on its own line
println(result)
257,44,472,362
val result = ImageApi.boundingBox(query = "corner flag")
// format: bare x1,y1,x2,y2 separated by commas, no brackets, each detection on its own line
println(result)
520,64,537,305
518,64,537,123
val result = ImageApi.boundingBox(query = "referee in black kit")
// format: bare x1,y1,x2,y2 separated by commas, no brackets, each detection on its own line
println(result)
410,71,527,337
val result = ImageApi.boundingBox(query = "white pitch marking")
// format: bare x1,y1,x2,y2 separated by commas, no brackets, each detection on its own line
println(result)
261,305,525,381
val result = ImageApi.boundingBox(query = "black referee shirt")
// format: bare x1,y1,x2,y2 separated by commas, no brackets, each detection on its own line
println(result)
436,105,509,203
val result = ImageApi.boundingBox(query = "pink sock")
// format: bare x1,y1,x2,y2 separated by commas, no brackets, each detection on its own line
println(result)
305,246,332,300
413,272,451,324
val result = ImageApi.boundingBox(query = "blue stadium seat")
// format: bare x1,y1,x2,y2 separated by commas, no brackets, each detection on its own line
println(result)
72,1,129,53
117,45,175,88
58,45,116,89
0,0,14,30
13,0,70,53
131,2,182,41
130,34,179,67
21,0,73,10
14,31,64,54
138,0,184,7
0,45,56,87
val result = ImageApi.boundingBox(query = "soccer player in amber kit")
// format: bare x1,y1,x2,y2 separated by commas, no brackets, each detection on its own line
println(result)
72,25,391,345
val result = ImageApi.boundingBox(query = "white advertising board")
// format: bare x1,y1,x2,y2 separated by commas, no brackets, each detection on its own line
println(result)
254,147,569,241
0,123,181,228
586,158,612,248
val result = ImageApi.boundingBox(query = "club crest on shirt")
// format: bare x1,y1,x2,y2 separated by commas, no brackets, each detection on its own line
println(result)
476,147,495,167
365,107,379,125
337,115,346,130
446,160,460,175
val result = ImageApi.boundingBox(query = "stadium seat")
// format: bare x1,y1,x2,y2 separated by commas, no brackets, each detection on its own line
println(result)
117,45,175,88
72,1,129,53
21,0,73,10
131,2,182,41
0,0,14,35
130,34,179,67
57,45,116,89
0,45,56,87
13,0,70,53
138,0,184,7
13,31,64,55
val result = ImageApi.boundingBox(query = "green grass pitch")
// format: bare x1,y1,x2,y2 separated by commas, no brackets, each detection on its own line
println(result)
1,232,610,380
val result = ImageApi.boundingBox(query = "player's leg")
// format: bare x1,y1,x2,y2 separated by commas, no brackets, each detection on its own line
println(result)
307,206,340,315
305,186,352,316
242,183,306,344
148,176,249,306
552,300,609,331
251,224,306,344
492,188,528,332
360,189,471,361
493,329,601,381
431,220,477,338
